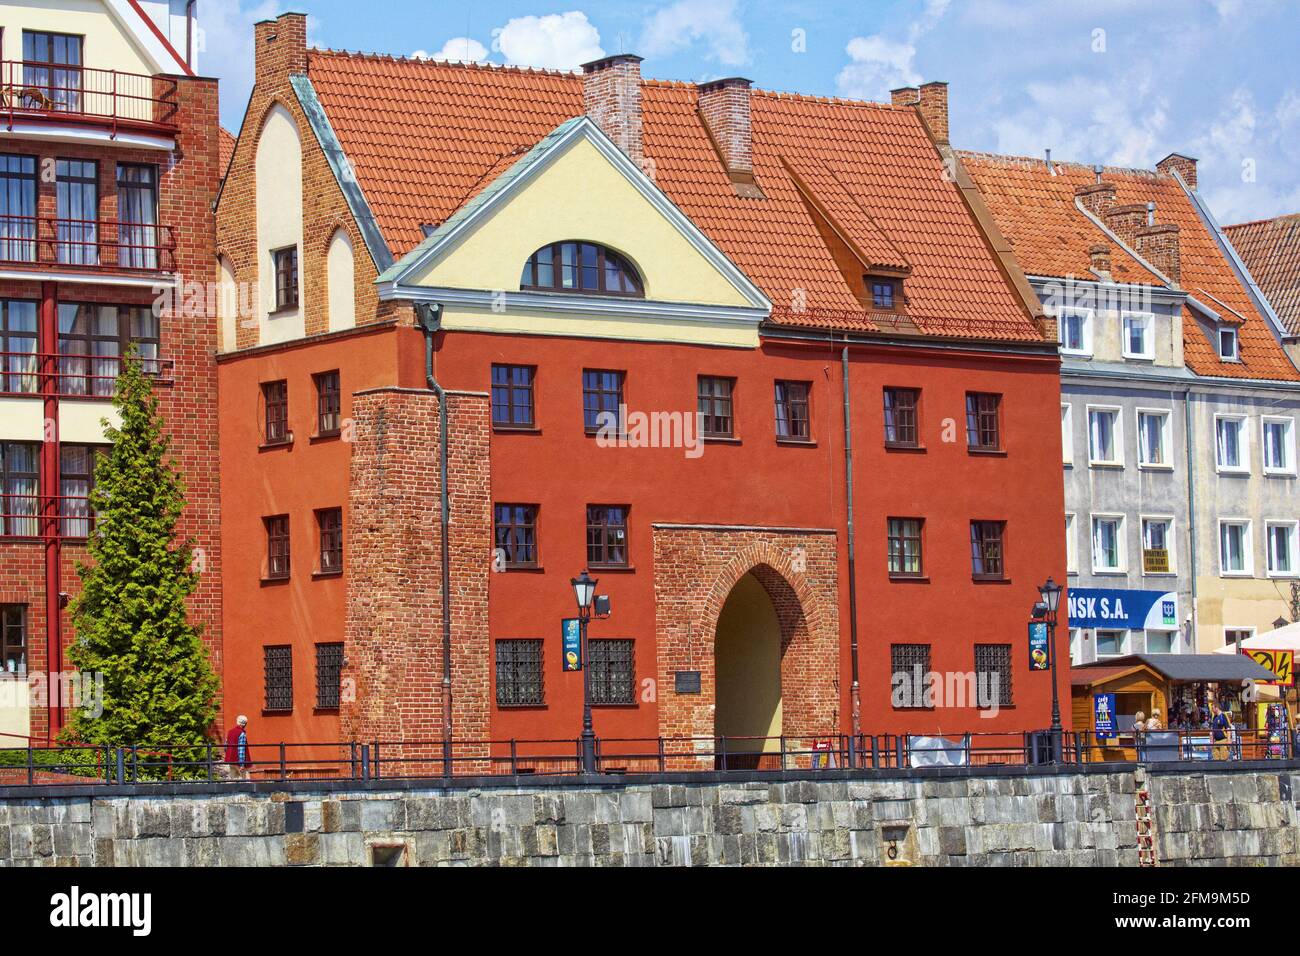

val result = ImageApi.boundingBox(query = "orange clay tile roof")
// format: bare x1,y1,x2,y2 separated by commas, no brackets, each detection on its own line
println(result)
1225,214,1300,337
960,152,1300,382
219,127,236,180
304,51,1040,342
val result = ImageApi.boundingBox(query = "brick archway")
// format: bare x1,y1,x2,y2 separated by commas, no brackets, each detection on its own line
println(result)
653,526,840,758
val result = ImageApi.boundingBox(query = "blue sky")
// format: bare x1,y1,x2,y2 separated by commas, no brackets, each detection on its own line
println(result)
201,0,1300,224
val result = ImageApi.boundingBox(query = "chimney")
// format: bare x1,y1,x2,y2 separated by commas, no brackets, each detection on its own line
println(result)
254,13,308,85
698,77,754,177
1076,182,1117,218
917,81,949,143
1089,244,1112,277
1103,204,1149,245
890,86,919,108
582,54,644,169
1135,223,1181,283
1156,152,1198,191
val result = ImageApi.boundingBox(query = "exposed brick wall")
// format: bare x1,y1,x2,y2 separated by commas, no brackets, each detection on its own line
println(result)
1156,154,1198,191
341,388,492,764
582,55,645,170
652,528,840,763
216,12,388,352
1075,182,1117,218
917,82,949,144
1103,204,1149,246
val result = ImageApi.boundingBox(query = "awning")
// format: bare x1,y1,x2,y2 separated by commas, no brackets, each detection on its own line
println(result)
1073,653,1279,684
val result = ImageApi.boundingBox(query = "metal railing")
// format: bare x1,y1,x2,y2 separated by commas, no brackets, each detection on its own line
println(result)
0,215,176,272
2,727,1293,788
0,351,173,398
0,60,177,132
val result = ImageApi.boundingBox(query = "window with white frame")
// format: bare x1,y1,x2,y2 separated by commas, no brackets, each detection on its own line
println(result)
1215,415,1248,473
1219,327,1239,361
1122,312,1154,360
1096,630,1129,658
1058,309,1092,355
1145,630,1176,654
1141,517,1174,574
1069,629,1081,665
1219,520,1252,576
1088,407,1122,466
1262,417,1296,475
1092,515,1125,573
1066,513,1078,574
1137,410,1170,467
1266,522,1298,577
1061,404,1073,465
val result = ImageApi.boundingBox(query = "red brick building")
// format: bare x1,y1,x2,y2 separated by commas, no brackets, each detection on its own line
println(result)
214,13,1069,767
0,2,223,743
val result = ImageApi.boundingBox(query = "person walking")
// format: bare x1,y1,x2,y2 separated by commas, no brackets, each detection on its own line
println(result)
1209,702,1232,762
224,715,252,780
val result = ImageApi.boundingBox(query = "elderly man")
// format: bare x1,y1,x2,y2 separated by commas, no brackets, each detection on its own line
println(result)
223,715,252,780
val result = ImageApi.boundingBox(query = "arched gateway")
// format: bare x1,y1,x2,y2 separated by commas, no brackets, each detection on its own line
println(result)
652,527,841,768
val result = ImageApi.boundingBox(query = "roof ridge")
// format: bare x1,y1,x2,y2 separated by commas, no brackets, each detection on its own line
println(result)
309,47,584,79
1225,212,1300,230
957,149,1169,181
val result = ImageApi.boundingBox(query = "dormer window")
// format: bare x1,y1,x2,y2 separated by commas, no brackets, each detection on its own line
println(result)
868,277,901,312
521,242,644,298
1218,327,1240,362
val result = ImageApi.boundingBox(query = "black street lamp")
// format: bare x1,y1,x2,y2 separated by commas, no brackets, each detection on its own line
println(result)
1037,577,1064,762
572,570,598,775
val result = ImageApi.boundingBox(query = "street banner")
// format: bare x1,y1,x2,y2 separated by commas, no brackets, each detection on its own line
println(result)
1028,621,1050,671
562,618,582,672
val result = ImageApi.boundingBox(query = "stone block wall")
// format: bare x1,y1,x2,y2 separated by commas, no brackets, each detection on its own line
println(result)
2,765,1297,867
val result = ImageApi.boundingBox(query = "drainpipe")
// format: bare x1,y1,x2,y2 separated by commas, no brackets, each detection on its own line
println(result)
841,341,862,741
1183,387,1199,651
415,303,454,771
185,0,197,69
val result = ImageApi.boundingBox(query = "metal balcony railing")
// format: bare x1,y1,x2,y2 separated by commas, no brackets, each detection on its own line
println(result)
0,351,172,399
0,493,94,541
0,60,178,134
0,215,176,273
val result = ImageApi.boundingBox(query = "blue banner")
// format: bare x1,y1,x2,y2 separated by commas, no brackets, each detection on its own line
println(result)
1028,621,1049,671
562,618,582,672
1094,694,1117,740
1067,588,1178,631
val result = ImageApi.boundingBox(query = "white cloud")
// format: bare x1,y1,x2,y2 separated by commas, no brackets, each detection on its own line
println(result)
195,0,282,130
640,0,750,67
494,12,604,71
836,0,950,100
413,38,490,64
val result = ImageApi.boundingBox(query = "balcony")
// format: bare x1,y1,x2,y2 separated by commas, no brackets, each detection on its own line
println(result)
0,352,174,400
0,215,176,274
1,61,178,137
0,494,94,542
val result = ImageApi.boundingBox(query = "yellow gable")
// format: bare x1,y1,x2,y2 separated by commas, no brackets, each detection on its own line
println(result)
409,136,751,308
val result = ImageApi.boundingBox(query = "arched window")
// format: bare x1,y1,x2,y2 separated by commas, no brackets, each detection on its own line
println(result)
520,242,643,297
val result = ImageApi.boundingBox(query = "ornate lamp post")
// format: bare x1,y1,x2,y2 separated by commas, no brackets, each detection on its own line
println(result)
572,570,598,775
1038,577,1064,762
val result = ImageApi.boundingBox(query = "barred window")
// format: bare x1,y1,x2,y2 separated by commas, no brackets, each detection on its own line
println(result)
883,388,919,447
264,645,293,712
492,365,535,429
315,371,341,437
315,643,344,710
263,380,289,445
1,605,26,676
589,639,635,705
975,644,1013,708
966,392,1002,451
774,380,810,441
887,518,924,577
495,639,544,707
970,521,1006,580
891,644,931,710
697,376,735,438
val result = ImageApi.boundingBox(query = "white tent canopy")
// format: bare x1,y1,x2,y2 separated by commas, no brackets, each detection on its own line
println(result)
1213,621,1300,654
